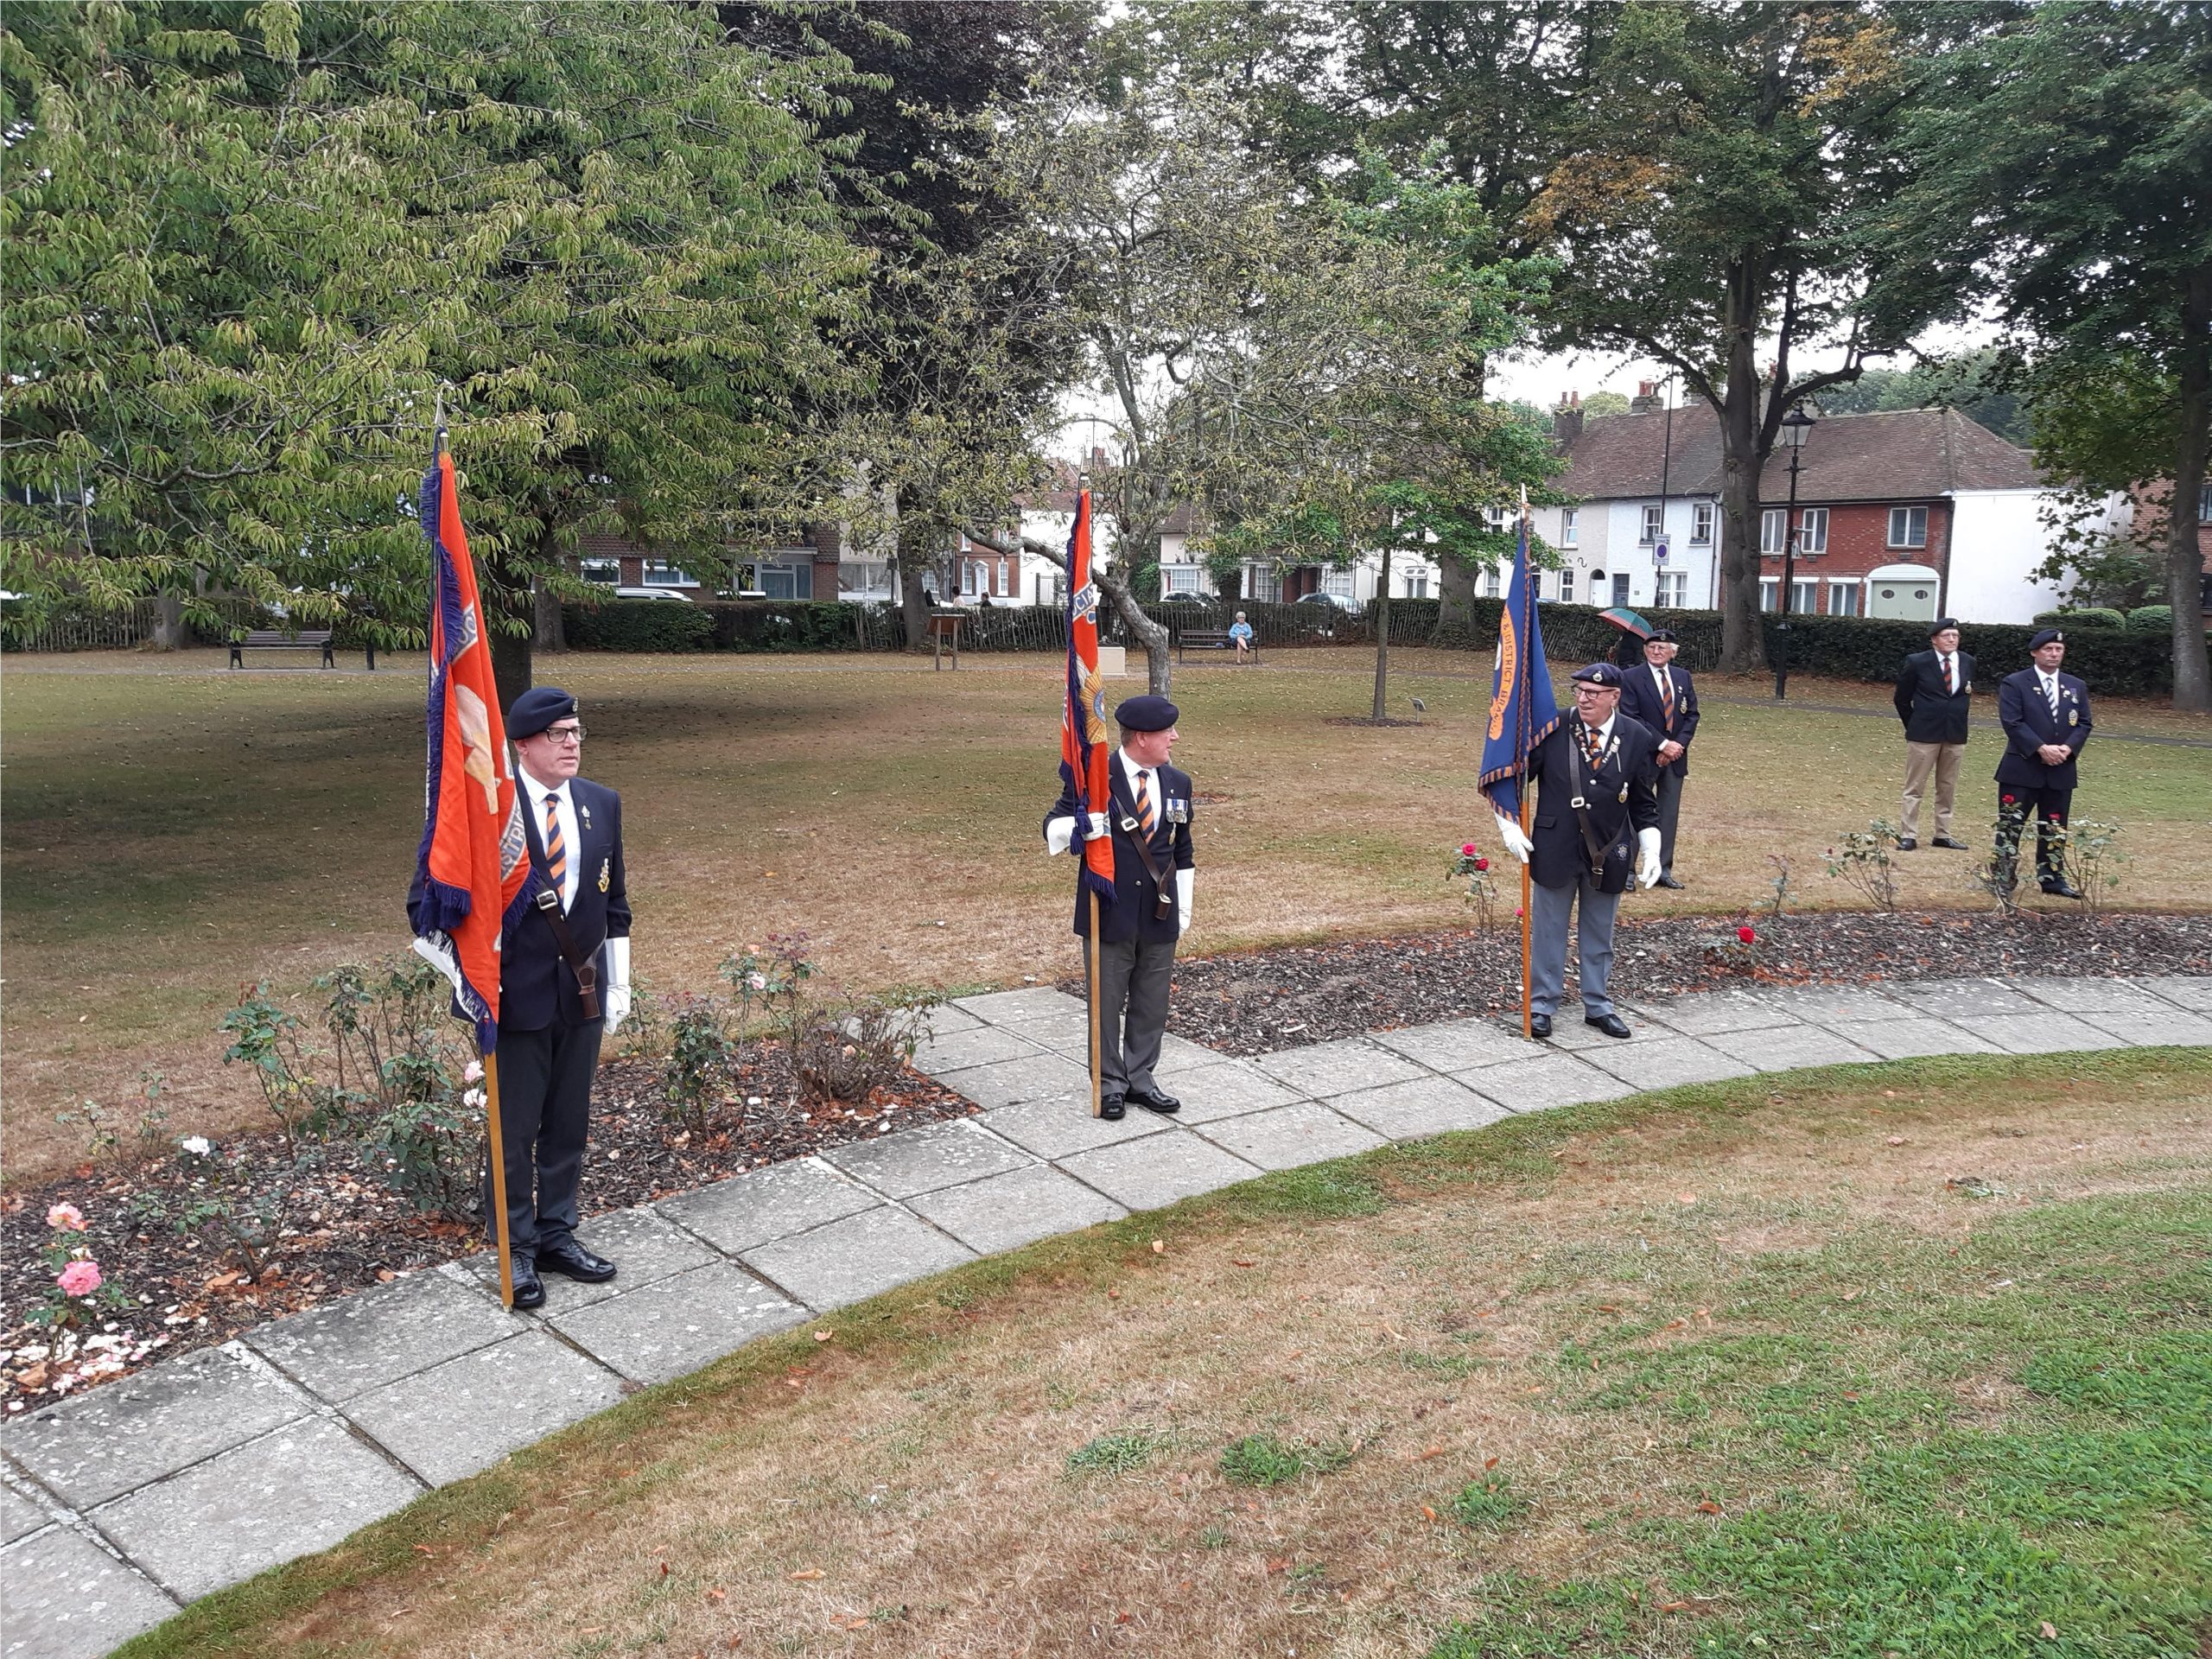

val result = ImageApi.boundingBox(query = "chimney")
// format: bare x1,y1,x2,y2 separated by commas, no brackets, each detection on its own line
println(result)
1629,379,1663,414
1091,445,1107,467
1553,392,1585,448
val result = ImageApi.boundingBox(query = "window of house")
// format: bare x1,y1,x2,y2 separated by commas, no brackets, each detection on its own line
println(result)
1888,505,1929,549
1611,572,1631,606
1790,577,1818,613
643,560,695,587
1691,502,1714,544
2200,481,2211,520
1655,571,1688,607
1323,567,1357,597
1760,510,1788,555
1162,564,1202,595
1561,508,1579,547
1246,563,1281,602
1797,508,1829,554
837,561,891,596
1827,579,1861,616
1759,576,1779,612
1405,569,1429,599
757,562,812,600
1640,504,1663,545
581,558,621,585
1529,570,1543,600
1482,566,1502,599
1558,567,1575,602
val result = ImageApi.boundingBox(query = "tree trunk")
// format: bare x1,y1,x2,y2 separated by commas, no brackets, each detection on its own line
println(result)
2166,261,2211,712
1098,564,1173,694
1713,257,1771,675
1370,544,1394,721
533,576,567,654
1433,551,1476,643
150,592,187,652
895,512,933,649
488,618,531,713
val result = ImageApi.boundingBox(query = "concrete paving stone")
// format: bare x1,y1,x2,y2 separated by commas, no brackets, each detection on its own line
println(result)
1026,1023,1222,1074
927,1050,1095,1112
823,1117,1033,1199
952,987,1091,1027
741,1205,976,1311
343,1329,623,1487
1160,1060,1310,1125
1327,1076,1513,1141
91,1416,422,1603
1750,984,1915,1024
1249,1038,1427,1098
1535,1007,1675,1051
3,1344,306,1510
1579,1038,1757,1092
455,1207,718,1313
1369,1016,1533,1072
0,1525,179,1659
2139,976,2212,1013
1703,1025,1885,1073
1885,977,2046,1019
245,1264,513,1405
976,1096,1170,1160
907,1165,1128,1255
2,1480,48,1547
1454,1053,1636,1112
1823,1017,2004,1061
1198,1102,1389,1173
1626,990,1800,1037
1056,1135,1266,1213
549,1264,808,1388
1941,1014,2130,1055
657,1157,881,1255
2012,976,2185,1017
910,1023,1051,1077
918,1001,984,1035
2075,1008,2212,1048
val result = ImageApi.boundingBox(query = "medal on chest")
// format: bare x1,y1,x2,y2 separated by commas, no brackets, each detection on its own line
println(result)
598,855,611,893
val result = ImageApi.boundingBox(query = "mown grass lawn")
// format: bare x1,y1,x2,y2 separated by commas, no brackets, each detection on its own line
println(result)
117,1048,2212,1659
5,649,2206,1180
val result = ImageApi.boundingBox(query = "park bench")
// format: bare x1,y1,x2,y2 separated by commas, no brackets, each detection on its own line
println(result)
1175,627,1258,664
228,629,376,670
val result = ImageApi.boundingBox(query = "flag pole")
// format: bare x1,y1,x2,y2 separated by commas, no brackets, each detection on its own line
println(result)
1077,476,1105,1117
1517,489,1535,1041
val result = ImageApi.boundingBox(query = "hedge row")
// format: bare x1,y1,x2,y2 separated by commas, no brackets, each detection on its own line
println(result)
561,598,885,653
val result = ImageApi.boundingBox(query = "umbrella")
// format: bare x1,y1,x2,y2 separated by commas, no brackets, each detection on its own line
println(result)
1598,606,1653,639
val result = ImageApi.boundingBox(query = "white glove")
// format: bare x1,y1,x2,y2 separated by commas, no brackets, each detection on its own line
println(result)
1083,811,1110,842
1495,813,1533,864
1636,828,1662,889
1175,868,1194,938
1045,816,1076,857
601,937,632,1032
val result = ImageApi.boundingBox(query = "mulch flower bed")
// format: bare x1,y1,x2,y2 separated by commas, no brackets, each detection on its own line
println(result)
0,1050,973,1414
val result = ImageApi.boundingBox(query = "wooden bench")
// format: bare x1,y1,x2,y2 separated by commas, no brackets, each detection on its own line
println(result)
228,629,376,670
1175,628,1258,664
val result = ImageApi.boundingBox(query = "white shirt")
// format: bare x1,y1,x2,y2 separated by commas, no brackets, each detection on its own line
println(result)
518,766,581,911
2037,670,2063,713
1116,748,1161,830
1579,713,1617,757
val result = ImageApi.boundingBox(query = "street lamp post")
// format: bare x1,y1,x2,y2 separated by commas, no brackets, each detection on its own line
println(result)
1772,404,1816,701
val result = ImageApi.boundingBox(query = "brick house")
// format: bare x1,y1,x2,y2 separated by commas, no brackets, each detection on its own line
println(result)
575,528,840,601
1528,398,2066,624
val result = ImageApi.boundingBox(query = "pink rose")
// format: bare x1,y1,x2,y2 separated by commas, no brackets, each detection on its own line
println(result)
1475,856,1490,873
57,1261,102,1298
47,1203,86,1233
464,1059,485,1084
1461,842,1478,856
1737,925,1757,944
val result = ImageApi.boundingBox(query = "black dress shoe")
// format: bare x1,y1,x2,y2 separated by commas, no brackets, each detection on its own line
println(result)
1099,1095,1126,1121
1655,874,1686,889
1931,836,1970,850
1529,1013,1554,1039
1586,1013,1633,1039
1127,1089,1181,1115
536,1240,618,1283
1895,836,1918,851
2039,878,2085,899
509,1259,546,1310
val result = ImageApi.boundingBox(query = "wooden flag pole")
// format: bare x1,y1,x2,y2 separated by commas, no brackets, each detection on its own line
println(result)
483,1052,515,1307
1087,892,1105,1116
1519,806,1535,1040
1517,486,1535,1041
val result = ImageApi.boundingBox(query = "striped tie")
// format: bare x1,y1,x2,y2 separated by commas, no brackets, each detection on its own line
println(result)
1658,667,1675,725
1580,722,1604,768
542,793,567,899
1136,769,1155,838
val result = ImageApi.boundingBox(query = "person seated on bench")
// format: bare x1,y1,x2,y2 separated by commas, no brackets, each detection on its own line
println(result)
1228,611,1255,664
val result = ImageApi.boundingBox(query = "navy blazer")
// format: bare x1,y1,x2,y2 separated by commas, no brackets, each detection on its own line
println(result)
1615,661,1700,778
1894,648,1976,746
1046,759,1195,945
1993,667,2092,791
1527,715,1662,893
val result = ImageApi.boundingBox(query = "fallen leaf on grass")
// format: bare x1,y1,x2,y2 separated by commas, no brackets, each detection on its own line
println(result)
790,1568,825,1581
1696,1501,1722,1515
1421,1504,1439,1521
412,1545,435,1557
1232,1258,1256,1268
1840,1287,1864,1302
2039,1623,2058,1639
1886,1135,1905,1146
812,1330,833,1343
1675,1192,1697,1205
1410,1445,1446,1461
1114,1611,1132,1624
658,1561,670,1579
1151,1239,1165,1255
1484,1456,1500,1470
1658,1600,1690,1612
706,1588,727,1604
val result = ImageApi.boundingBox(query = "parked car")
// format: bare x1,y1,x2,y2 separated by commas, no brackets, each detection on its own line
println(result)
610,586,694,602
1294,591,1363,613
1157,591,1219,608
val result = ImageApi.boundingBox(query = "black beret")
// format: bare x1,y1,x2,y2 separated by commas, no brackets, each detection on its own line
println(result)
1115,694,1180,732
1929,617,1961,637
1644,628,1677,644
1572,662,1624,688
507,686,579,740
2028,628,2064,650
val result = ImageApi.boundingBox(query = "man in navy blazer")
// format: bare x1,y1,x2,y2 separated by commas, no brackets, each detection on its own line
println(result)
1993,629,2093,899
1893,617,1976,851
1044,695,1194,1120
1614,629,1697,887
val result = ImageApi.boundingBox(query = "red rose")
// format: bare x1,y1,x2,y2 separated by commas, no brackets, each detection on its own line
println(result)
2002,794,2017,804
1737,925,1757,944
1461,842,1478,856
1475,856,1490,872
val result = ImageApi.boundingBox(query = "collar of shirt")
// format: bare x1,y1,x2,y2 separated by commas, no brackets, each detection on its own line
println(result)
1116,748,1157,810
2037,670,2062,696
1582,714,1616,749
517,767,581,906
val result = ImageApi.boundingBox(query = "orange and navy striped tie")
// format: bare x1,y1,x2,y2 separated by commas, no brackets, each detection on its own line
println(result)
1136,769,1155,838
543,794,567,899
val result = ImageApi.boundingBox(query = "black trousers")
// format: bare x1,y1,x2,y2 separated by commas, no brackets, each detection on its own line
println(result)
486,1018,602,1256
1995,785,2072,884
1654,766,1686,874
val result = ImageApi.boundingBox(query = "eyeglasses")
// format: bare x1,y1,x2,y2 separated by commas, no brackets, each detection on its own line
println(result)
537,726,585,745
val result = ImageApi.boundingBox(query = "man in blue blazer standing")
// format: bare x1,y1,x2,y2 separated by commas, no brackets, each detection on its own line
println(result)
493,687,632,1306
1993,630,2093,899
1614,629,1698,887
1044,695,1194,1121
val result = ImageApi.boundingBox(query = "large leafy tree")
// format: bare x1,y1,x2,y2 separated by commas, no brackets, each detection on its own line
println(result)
1883,0,2212,709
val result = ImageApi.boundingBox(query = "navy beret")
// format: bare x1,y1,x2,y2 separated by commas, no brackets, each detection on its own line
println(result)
507,686,579,740
1572,662,1624,688
1644,628,1677,644
2028,628,2064,650
1115,694,1180,731
1929,617,1961,637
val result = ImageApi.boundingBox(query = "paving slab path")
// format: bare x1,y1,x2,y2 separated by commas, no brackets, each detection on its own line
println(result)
5,973,2209,1657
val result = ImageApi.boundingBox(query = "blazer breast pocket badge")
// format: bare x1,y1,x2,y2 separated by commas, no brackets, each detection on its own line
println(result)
598,856,611,893
2067,709,2078,728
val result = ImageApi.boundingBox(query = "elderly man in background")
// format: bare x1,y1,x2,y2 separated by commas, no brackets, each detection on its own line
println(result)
1893,617,1976,851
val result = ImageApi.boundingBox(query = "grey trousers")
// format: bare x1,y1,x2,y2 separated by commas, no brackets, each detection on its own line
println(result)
1529,872,1623,1019
1655,766,1685,874
1089,934,1176,1095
